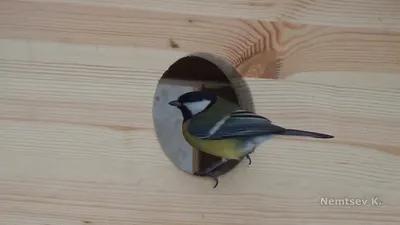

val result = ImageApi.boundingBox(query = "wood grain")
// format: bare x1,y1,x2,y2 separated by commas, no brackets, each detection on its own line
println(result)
1,39,400,224
1,0,400,224
1,0,400,75
21,0,400,32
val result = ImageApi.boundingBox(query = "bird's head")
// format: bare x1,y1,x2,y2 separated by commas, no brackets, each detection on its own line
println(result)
168,91,217,121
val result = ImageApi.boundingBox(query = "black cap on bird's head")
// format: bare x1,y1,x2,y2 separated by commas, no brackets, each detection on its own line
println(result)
168,91,217,121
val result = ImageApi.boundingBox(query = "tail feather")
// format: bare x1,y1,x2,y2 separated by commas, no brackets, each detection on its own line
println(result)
281,129,334,139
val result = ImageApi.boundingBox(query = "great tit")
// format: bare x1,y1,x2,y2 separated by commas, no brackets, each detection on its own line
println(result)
168,91,334,187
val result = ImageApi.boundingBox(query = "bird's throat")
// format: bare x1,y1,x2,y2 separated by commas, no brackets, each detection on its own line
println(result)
179,106,193,122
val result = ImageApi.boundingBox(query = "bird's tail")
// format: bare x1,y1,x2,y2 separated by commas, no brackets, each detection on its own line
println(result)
281,129,334,139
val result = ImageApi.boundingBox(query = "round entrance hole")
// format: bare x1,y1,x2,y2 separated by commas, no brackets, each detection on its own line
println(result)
152,53,254,178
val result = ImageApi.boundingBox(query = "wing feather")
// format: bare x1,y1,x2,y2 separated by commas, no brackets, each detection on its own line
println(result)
188,110,285,140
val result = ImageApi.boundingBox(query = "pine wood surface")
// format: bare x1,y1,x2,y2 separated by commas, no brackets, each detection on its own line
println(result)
1,0,400,224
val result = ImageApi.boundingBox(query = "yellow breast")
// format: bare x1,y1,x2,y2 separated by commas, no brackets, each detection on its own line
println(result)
182,121,242,160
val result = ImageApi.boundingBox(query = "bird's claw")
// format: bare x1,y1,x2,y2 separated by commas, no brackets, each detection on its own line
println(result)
245,154,251,165
211,176,219,188
194,171,219,188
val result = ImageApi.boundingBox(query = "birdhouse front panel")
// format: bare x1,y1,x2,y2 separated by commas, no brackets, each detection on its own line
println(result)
1,0,399,224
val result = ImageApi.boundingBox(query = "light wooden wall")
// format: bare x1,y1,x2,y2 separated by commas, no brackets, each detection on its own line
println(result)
1,0,400,224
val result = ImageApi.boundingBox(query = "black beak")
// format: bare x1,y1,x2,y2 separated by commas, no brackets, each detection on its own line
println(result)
168,100,181,107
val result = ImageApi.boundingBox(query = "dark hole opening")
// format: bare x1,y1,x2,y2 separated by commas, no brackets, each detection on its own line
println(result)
153,53,254,177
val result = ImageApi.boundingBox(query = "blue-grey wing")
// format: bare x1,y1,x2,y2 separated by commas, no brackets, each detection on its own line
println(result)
189,110,285,140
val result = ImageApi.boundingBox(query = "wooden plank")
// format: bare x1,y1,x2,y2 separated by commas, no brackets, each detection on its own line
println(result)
285,71,400,90
2,39,399,144
1,40,399,224
1,0,400,74
1,123,399,224
20,0,400,32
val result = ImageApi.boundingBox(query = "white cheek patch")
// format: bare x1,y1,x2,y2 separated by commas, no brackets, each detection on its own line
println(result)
184,100,211,115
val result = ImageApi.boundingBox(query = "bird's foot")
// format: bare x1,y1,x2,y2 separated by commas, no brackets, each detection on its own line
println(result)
245,154,251,165
194,171,219,188
201,158,228,175
194,158,227,188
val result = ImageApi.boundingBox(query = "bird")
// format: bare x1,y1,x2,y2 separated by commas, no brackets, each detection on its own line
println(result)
168,91,334,188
